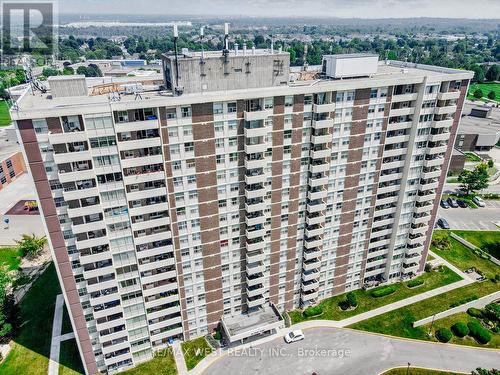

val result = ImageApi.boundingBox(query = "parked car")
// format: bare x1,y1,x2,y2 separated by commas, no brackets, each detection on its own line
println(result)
437,218,450,229
457,200,468,208
447,197,459,208
472,196,486,207
284,330,305,343
440,200,450,209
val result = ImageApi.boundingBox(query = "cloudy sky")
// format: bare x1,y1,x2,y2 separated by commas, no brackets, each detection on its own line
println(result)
59,0,500,19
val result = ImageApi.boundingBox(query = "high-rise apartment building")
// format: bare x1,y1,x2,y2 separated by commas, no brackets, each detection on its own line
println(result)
12,49,472,374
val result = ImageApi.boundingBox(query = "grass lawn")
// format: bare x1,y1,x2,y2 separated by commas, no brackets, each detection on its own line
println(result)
431,232,499,279
0,246,22,270
120,349,177,375
468,82,500,102
427,254,435,262
382,367,462,375
289,266,462,324
59,339,85,375
464,152,481,162
451,230,500,260
0,100,11,126
0,263,61,375
421,312,500,350
351,233,500,347
349,279,499,345
181,336,213,370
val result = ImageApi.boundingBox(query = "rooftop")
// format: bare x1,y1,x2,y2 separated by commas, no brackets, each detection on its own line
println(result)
459,101,500,135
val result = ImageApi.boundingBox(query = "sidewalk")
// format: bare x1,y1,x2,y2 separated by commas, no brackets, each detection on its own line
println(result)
172,342,188,375
48,294,75,375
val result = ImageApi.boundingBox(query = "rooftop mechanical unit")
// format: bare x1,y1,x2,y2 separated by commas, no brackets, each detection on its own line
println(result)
322,53,379,79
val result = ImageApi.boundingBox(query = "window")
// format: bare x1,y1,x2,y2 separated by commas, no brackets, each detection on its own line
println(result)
33,119,48,133
284,96,293,107
181,106,191,118
213,102,223,114
227,102,237,113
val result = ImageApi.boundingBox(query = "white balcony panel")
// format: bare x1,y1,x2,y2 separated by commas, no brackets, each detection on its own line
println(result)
244,109,273,121
117,137,161,151
58,169,95,184
53,150,91,164
435,105,457,115
115,119,159,132
120,155,163,169
48,131,87,144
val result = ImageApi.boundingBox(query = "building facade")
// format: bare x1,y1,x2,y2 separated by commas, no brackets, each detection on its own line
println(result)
0,151,27,190
12,52,472,374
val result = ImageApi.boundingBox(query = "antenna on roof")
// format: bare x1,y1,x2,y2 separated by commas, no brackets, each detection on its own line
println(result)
172,24,183,96
222,22,229,60
200,26,205,60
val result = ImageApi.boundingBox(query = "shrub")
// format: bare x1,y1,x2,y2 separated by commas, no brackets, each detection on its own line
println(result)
436,328,452,342
338,300,350,311
451,322,469,338
467,307,484,318
474,88,484,99
346,292,358,307
487,159,494,168
371,286,396,298
303,305,323,318
467,320,492,344
424,263,433,272
484,303,500,322
213,330,222,340
487,91,496,100
407,279,424,288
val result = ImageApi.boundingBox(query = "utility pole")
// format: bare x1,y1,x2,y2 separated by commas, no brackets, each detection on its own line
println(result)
427,314,436,337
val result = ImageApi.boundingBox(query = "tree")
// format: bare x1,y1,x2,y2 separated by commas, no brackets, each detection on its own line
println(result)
487,90,496,100
0,265,13,343
488,159,494,168
458,163,489,195
41,67,59,77
470,64,486,82
62,66,74,75
472,369,500,375
474,88,484,99
485,64,499,81
15,234,47,259
346,292,358,308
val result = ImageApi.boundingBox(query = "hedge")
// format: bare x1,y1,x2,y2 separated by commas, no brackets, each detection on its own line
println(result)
467,320,492,344
371,286,396,298
436,328,452,343
451,322,469,338
303,305,323,318
467,307,484,318
407,279,424,288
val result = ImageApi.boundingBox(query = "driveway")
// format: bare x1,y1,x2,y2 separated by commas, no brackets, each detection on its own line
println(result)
437,200,500,230
202,328,500,375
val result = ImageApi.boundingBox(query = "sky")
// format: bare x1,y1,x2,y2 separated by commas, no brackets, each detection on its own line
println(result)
59,0,500,19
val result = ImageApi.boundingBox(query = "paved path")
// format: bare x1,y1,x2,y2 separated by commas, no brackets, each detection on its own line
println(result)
437,200,500,230
48,294,75,375
428,250,476,281
172,342,188,375
201,327,500,375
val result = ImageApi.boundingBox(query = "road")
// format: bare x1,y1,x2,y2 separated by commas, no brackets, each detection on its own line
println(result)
443,183,500,194
438,199,500,230
203,328,500,375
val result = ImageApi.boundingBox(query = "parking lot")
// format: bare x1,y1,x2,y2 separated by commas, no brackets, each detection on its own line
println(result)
437,199,500,230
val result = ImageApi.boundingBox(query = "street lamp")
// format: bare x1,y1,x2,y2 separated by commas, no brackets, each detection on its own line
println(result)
427,314,436,337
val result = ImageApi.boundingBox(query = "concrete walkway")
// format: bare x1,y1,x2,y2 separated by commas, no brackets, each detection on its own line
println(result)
48,294,75,375
428,249,477,281
172,341,188,375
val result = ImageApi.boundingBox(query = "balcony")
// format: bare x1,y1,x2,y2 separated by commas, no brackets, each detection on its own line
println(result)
391,92,418,103
308,189,327,201
423,157,444,168
312,118,334,129
244,109,273,121
435,105,457,115
304,237,322,249
245,201,266,213
245,214,266,226
301,290,319,302
412,214,430,225
309,162,329,174
301,279,319,292
246,240,265,252
245,173,266,185
306,214,324,226
247,295,265,308
422,169,441,180
246,272,265,286
246,251,266,264
246,284,265,298
245,186,266,200
432,118,454,129
419,180,439,191
246,227,266,240
309,175,329,187
244,126,267,138
302,269,319,282
313,102,335,113
410,225,428,236
429,132,450,142
307,201,326,213
305,225,324,238
426,145,448,155
311,134,330,145
416,192,436,203
244,143,267,154
303,258,321,271
390,107,415,117
58,169,94,184
245,158,266,170
303,247,321,261
415,204,432,214
53,150,91,165
247,261,266,275
310,148,330,159
437,91,460,101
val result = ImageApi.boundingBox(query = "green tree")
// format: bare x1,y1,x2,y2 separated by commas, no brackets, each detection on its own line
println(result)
485,64,499,81
15,234,47,259
487,90,496,100
0,265,13,342
474,88,484,99
470,64,486,82
41,67,59,77
458,163,489,195
472,369,500,375
62,66,74,75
